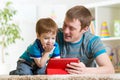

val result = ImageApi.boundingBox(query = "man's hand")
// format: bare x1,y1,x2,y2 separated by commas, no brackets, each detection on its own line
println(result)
66,62,87,74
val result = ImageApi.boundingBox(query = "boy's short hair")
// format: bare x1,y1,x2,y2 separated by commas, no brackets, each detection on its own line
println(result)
36,18,58,35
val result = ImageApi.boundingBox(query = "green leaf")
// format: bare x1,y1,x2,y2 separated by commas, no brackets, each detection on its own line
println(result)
0,1,23,49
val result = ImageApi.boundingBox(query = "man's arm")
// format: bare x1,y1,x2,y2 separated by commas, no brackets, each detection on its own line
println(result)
66,53,115,74
94,53,115,73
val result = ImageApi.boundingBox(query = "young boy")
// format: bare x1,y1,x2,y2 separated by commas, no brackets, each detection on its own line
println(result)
9,18,60,75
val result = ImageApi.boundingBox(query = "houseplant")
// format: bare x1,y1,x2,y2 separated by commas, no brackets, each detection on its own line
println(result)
0,1,23,64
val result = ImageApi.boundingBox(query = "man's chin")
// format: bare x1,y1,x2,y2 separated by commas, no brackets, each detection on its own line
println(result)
64,38,71,42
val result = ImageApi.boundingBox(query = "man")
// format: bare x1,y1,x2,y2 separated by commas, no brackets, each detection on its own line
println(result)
56,5,114,74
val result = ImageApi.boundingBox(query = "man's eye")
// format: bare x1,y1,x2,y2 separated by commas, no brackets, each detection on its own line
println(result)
70,27,75,31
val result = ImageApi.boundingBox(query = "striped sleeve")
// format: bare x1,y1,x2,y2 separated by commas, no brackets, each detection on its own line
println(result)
88,36,106,58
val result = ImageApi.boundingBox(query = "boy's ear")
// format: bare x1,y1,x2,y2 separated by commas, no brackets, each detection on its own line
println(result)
36,33,40,37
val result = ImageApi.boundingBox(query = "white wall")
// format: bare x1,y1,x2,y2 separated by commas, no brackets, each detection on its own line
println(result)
0,0,37,73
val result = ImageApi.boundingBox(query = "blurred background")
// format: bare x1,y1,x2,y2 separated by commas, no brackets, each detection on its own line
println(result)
1,0,119,74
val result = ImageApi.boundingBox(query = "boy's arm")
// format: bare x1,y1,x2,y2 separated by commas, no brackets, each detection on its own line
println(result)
34,45,54,68
52,42,60,58
34,52,50,68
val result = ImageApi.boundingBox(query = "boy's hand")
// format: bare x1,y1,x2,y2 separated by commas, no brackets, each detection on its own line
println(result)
43,44,54,53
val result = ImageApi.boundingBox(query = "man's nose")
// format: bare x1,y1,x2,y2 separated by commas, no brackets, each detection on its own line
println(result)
63,27,69,34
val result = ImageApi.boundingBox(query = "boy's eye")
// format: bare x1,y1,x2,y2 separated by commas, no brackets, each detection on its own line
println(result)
52,37,55,40
44,37,49,39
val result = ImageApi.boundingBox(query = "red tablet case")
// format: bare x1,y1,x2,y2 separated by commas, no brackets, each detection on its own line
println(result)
46,58,79,75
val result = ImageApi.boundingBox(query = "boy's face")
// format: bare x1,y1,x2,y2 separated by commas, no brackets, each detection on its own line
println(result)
38,32,56,47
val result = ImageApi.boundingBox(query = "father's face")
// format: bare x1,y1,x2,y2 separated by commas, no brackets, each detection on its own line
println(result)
62,17,84,43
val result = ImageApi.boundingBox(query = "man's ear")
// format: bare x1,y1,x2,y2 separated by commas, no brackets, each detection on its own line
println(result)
82,26,89,33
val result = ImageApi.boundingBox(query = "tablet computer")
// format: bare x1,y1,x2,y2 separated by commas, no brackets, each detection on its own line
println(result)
46,58,79,75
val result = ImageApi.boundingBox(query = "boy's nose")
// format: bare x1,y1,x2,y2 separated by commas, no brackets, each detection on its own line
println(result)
48,39,52,43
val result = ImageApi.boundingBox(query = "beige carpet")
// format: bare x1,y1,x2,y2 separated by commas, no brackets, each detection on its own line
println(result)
0,74,120,80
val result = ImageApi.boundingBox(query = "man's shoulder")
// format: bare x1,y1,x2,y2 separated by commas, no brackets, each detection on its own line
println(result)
82,31,101,44
56,28,64,43
58,28,63,33
84,31,99,40
57,28,63,37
